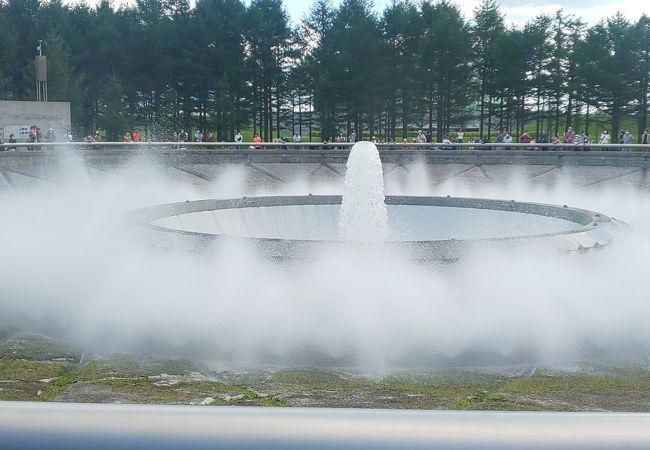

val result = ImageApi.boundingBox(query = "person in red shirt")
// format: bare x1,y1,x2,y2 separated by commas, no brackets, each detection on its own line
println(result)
132,129,141,142
252,133,262,149
520,131,532,150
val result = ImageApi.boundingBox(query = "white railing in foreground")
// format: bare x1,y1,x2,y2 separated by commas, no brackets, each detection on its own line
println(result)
1,402,649,449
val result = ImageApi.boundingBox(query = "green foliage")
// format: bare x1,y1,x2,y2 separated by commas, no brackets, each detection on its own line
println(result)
0,1,647,142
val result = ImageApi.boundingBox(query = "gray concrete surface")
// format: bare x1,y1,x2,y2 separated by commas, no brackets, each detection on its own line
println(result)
0,148,649,192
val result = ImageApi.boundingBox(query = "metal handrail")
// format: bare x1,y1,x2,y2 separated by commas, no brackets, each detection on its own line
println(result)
1,402,650,449
1,141,649,151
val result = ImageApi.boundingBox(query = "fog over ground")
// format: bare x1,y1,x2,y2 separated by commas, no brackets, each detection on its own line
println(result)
1,150,649,370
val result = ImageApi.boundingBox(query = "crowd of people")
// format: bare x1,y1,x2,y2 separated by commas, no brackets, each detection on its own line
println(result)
0,124,75,151
2,126,648,151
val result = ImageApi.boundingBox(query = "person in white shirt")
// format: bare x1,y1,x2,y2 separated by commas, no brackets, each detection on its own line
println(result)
457,129,464,143
599,130,610,145
622,131,633,152
292,132,301,142
503,132,512,144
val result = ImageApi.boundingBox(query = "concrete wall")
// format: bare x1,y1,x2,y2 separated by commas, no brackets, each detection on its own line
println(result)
0,150,649,192
0,101,71,143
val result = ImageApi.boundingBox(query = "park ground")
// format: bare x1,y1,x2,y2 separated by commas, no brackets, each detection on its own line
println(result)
2,326,650,411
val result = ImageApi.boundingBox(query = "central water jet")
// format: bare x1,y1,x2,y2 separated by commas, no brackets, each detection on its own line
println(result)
338,141,389,241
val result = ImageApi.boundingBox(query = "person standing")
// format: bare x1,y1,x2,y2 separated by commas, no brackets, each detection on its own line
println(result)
641,129,648,146
441,134,452,149
252,133,262,149
564,127,576,144
132,128,141,142
234,131,243,149
520,130,532,150
599,130,610,145
622,130,633,152
179,128,188,142
27,126,37,151
503,132,512,145
348,130,357,143
456,129,464,144
539,129,548,144
45,128,56,143
66,130,73,142
8,133,17,151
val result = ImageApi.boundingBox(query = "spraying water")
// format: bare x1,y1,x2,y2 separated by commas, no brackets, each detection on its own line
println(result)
2,148,650,369
338,141,389,241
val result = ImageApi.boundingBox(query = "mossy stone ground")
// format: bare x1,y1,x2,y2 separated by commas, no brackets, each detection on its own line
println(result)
2,328,650,410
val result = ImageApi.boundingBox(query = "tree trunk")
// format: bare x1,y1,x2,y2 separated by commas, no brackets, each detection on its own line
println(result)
401,94,408,140
612,103,621,144
428,91,433,141
308,90,313,142
499,93,504,132
479,73,485,138
487,95,493,140
638,84,648,143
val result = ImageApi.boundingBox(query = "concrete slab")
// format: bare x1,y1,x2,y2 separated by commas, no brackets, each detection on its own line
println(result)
252,163,322,183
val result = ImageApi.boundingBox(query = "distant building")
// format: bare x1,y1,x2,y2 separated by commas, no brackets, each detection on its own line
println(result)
0,101,71,142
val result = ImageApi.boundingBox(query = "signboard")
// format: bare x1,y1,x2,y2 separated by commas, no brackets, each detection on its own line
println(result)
1,125,31,142
35,56,47,82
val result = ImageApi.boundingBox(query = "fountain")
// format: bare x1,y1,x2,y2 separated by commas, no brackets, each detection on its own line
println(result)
338,141,389,241
129,141,625,260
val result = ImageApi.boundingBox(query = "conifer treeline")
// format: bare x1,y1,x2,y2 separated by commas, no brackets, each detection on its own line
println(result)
0,0,648,142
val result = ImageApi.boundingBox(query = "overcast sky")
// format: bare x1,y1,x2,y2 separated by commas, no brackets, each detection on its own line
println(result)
79,0,649,26
284,0,649,26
